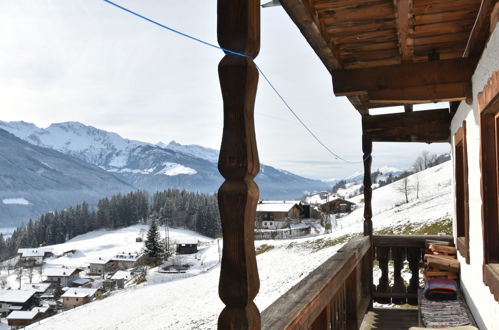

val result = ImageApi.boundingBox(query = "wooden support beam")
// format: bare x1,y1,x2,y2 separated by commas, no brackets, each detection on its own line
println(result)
464,0,499,57
332,58,477,104
394,0,414,62
217,0,261,329
362,133,374,310
280,0,342,72
362,109,451,143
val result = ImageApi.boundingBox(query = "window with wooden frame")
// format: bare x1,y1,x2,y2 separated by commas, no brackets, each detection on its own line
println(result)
478,70,499,301
455,122,470,264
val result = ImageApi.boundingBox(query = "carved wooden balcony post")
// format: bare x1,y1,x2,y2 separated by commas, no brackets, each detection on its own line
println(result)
362,132,374,307
217,0,261,329
362,133,373,237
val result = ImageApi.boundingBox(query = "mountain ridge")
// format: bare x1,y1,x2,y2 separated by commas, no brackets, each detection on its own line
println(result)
0,120,330,204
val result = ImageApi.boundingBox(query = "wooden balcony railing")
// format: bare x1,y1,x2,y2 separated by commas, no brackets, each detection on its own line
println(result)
262,236,371,330
372,235,453,305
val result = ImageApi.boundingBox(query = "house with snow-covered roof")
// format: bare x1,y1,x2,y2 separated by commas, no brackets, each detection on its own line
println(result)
61,288,100,309
0,290,36,315
109,252,144,270
43,267,81,287
7,309,41,328
20,283,52,298
88,257,111,276
175,238,198,254
17,247,53,265
255,201,303,229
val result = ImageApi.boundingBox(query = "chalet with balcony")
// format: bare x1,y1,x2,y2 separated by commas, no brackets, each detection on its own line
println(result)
17,248,53,266
213,0,499,329
256,201,303,229
44,267,81,287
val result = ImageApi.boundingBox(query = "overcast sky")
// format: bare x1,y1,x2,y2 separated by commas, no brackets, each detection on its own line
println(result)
0,0,450,180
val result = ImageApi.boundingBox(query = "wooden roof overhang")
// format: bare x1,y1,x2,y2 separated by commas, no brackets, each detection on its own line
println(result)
281,0,498,141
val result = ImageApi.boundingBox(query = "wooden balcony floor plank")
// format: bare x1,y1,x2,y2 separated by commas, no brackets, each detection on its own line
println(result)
360,308,419,330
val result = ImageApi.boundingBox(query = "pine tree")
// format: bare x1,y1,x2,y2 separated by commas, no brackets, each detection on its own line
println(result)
144,220,163,260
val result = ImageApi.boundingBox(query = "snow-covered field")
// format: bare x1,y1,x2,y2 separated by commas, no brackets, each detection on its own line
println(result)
23,162,452,330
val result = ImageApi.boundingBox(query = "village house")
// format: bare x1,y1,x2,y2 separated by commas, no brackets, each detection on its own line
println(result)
110,270,132,289
61,288,100,309
175,238,198,254
20,283,52,300
17,248,53,266
255,201,303,229
320,198,356,215
6,309,41,329
43,267,81,287
70,278,93,288
88,257,111,276
109,252,144,270
0,290,36,316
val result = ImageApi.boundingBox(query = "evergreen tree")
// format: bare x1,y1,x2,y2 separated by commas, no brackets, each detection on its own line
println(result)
144,220,163,260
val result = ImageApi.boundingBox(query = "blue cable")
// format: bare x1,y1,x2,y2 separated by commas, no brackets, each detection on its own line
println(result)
101,0,363,164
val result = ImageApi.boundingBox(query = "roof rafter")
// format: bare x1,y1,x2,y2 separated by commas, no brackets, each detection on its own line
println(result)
280,0,343,72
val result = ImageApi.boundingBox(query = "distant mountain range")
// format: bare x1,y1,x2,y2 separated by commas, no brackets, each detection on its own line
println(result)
0,121,330,226
0,129,133,226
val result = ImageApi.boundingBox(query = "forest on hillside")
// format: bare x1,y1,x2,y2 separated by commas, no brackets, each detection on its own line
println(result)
0,189,221,261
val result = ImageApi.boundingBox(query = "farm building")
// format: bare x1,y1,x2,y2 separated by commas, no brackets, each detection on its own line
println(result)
320,198,356,214
175,239,198,254
255,201,303,229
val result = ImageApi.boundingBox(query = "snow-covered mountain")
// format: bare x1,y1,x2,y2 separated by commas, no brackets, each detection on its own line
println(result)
0,129,133,226
0,121,330,204
159,140,219,164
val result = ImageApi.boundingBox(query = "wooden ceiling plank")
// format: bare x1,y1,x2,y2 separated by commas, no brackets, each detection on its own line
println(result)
414,10,479,25
413,0,481,15
362,108,451,143
313,0,387,11
394,0,414,62
464,0,499,57
332,57,477,103
280,0,343,72
320,2,395,26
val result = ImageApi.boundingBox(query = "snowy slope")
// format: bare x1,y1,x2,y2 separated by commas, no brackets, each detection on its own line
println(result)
27,162,453,330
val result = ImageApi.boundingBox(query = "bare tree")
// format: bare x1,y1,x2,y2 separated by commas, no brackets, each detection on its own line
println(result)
413,151,437,172
0,275,7,289
415,174,421,199
15,264,23,289
27,266,34,284
396,177,413,203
